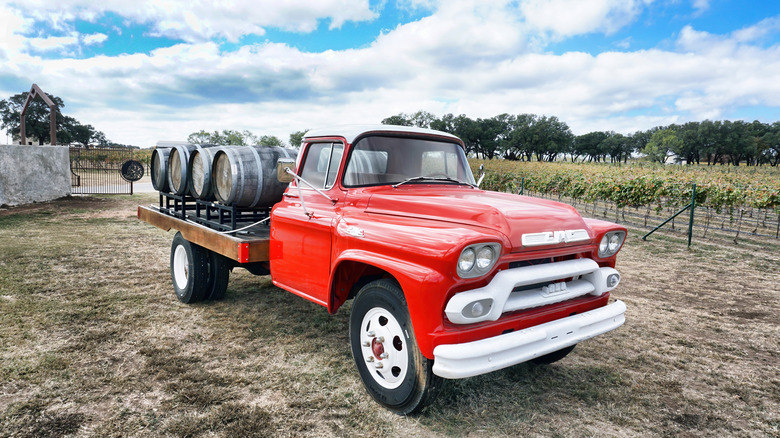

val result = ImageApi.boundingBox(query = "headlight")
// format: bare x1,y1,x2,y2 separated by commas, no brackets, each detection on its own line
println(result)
598,231,625,258
457,243,501,278
458,248,475,272
476,246,494,270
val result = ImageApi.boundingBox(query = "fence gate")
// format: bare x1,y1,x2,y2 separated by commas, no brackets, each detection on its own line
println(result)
69,147,144,194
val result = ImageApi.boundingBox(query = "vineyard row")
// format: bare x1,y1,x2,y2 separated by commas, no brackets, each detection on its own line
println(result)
473,161,780,212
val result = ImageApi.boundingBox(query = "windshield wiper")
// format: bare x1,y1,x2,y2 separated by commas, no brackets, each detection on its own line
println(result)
392,176,475,188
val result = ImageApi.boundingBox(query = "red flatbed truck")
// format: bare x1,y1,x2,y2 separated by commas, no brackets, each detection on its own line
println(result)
139,124,627,414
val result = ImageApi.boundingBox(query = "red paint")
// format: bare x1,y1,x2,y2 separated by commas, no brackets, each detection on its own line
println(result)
238,242,250,264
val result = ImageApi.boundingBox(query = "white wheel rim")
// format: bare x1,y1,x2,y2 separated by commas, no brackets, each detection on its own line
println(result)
173,245,189,291
359,307,409,389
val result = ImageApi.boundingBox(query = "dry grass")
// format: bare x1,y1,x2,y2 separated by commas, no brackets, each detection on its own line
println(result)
0,194,777,437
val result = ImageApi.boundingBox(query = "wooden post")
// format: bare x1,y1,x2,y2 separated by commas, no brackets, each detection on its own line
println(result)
20,84,57,145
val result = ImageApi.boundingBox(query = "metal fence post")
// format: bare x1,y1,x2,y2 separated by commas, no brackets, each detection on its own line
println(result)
687,183,696,247
642,182,697,245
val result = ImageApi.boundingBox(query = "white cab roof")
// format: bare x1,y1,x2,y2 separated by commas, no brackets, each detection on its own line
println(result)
303,124,462,145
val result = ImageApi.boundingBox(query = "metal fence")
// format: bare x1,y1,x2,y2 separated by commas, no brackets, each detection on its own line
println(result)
69,147,144,194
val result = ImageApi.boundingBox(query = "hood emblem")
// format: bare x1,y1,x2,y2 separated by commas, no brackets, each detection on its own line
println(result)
522,229,589,247
344,226,365,238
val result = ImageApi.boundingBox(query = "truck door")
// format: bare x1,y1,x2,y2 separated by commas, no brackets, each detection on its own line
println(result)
270,141,345,306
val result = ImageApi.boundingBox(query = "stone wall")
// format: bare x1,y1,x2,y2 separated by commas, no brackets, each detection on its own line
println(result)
0,145,71,207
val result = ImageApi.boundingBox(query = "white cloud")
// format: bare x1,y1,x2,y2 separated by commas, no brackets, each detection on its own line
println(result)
519,0,653,39
82,32,108,45
8,0,379,42
732,16,780,43
692,0,710,15
614,37,632,49
0,5,34,59
26,33,79,52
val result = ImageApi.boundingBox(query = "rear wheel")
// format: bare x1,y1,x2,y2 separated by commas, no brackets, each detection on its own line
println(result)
531,344,576,365
349,279,440,415
170,232,210,303
206,252,230,300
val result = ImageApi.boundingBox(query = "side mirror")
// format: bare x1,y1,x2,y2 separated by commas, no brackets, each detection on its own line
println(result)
477,164,485,187
277,158,296,183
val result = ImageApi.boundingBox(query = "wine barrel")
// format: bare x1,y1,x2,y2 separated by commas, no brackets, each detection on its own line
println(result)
168,144,221,196
212,146,298,208
187,146,220,200
150,147,171,192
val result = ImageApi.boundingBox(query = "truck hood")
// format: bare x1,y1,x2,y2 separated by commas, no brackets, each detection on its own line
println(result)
364,188,591,251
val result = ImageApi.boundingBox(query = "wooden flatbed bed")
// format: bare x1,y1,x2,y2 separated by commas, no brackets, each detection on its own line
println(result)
137,205,270,264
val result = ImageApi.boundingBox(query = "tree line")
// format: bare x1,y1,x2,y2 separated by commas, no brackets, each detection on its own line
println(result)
186,129,307,148
382,111,780,166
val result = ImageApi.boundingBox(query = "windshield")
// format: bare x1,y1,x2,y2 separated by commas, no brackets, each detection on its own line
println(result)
343,136,476,187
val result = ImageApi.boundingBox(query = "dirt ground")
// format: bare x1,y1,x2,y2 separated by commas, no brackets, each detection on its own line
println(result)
0,194,778,437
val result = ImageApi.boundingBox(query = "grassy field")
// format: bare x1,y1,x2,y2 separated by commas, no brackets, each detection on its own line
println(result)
0,193,778,437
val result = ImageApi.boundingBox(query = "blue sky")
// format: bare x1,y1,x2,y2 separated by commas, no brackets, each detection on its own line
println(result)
1,0,779,146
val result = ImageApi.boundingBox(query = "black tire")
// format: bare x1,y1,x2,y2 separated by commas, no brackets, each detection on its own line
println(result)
170,232,210,304
206,252,230,300
530,344,576,365
349,279,441,415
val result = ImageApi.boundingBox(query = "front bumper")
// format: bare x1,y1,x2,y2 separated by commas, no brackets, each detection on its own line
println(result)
432,300,626,379
445,258,620,324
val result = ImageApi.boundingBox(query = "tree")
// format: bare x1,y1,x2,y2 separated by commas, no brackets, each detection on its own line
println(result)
429,113,455,134
601,132,631,163
187,130,213,144
674,122,702,164
92,130,109,147
531,115,573,162
698,120,722,165
0,90,109,145
760,122,780,166
575,131,609,162
411,111,436,128
504,114,535,161
473,115,509,160
630,129,654,158
259,135,284,146
721,120,754,166
382,113,413,126
382,111,437,128
289,130,308,148
643,129,680,163
451,115,482,157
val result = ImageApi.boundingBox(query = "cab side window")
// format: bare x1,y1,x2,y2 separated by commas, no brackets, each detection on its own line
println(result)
298,142,344,189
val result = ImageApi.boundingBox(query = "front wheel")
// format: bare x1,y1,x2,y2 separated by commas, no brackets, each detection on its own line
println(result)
349,279,441,415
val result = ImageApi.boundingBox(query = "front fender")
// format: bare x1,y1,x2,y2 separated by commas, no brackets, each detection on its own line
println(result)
331,249,449,359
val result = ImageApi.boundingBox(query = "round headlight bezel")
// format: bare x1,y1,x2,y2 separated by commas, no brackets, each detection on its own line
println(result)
457,243,501,278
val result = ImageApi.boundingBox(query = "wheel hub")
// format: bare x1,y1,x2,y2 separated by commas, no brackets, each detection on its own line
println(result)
173,245,189,291
371,337,385,358
359,307,408,389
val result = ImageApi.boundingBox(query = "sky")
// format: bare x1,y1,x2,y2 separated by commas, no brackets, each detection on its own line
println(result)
1,0,780,147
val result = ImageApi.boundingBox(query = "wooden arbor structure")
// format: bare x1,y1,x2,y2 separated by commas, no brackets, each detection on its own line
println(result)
20,84,57,145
